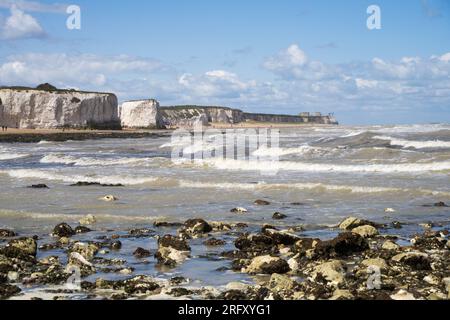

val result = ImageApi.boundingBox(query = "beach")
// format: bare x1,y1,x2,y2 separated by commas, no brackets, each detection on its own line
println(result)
0,123,449,300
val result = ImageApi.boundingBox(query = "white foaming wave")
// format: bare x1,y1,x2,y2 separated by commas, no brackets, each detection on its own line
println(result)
0,153,30,161
3,169,160,185
40,154,154,166
200,158,450,174
179,180,450,196
374,136,450,149
252,145,328,157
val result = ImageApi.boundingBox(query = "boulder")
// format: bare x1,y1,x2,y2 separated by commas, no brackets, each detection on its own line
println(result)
5,237,37,257
272,212,287,220
53,223,75,238
315,233,369,258
382,240,400,251
338,217,379,230
245,255,290,274
231,207,248,214
133,247,151,258
0,229,16,238
392,252,431,270
268,273,297,292
235,234,274,252
361,258,388,271
155,235,191,266
254,199,271,206
182,219,212,237
312,260,346,286
352,225,379,238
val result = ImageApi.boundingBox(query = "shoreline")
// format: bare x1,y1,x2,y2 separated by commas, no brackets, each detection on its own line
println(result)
0,123,337,143
0,214,449,300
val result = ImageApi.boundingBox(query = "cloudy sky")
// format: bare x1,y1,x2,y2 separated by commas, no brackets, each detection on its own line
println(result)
0,0,449,124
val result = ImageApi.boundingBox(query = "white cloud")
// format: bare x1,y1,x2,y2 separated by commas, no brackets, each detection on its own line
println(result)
440,52,450,62
0,0,67,13
0,5,46,40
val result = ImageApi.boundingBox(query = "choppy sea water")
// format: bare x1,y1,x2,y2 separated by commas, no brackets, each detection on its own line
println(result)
1,124,450,294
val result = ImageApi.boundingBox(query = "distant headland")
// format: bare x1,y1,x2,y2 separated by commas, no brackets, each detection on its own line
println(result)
0,83,338,131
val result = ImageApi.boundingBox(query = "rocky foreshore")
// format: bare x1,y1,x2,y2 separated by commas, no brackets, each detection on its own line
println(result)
0,130,171,143
0,213,449,300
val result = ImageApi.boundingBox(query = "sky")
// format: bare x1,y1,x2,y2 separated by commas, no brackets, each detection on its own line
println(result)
0,0,449,124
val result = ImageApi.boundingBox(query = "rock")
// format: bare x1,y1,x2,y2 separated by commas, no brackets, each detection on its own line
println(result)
254,199,271,206
0,229,16,238
423,275,440,286
153,220,183,228
392,252,431,270
155,235,191,266
231,207,248,214
434,201,448,207
245,255,290,274
0,87,119,129
315,233,369,258
183,219,212,237
59,237,70,245
361,258,388,271
0,284,21,299
330,289,354,300
70,242,99,261
5,237,37,257
53,223,75,237
338,217,379,230
390,289,416,300
263,228,301,246
235,234,274,252
109,240,122,250
133,247,151,258
74,226,92,234
351,225,379,238
268,273,297,292
391,221,402,229
79,214,97,226
204,238,226,246
119,99,162,129
382,240,400,251
129,228,154,237
68,252,94,268
312,260,346,286
28,184,49,189
100,195,118,202
443,278,450,299
272,212,287,220
71,182,123,187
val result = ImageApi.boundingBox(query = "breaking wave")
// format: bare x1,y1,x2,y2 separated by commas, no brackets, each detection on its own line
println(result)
179,180,450,196
198,158,450,174
40,154,154,167
2,169,161,185
374,136,450,149
0,153,30,161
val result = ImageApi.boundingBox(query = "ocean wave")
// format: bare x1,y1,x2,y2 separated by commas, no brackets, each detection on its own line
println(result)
374,136,450,149
0,153,30,161
252,145,329,157
2,169,160,185
195,158,450,174
40,154,154,167
179,180,450,196
0,209,167,223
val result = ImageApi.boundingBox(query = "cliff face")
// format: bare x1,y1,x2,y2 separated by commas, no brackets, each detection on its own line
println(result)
159,106,244,128
119,99,161,129
0,88,119,129
243,113,338,125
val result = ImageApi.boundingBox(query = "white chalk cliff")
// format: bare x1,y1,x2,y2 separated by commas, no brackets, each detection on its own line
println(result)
119,99,161,129
0,87,119,129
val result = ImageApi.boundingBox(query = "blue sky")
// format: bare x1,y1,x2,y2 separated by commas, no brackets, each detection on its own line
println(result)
0,0,449,124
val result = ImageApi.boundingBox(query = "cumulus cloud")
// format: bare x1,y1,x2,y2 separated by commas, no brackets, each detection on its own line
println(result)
0,5,46,40
0,0,67,13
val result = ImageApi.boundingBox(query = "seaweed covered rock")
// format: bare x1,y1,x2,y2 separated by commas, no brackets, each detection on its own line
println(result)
53,223,75,238
155,235,191,266
244,255,290,274
315,233,369,258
